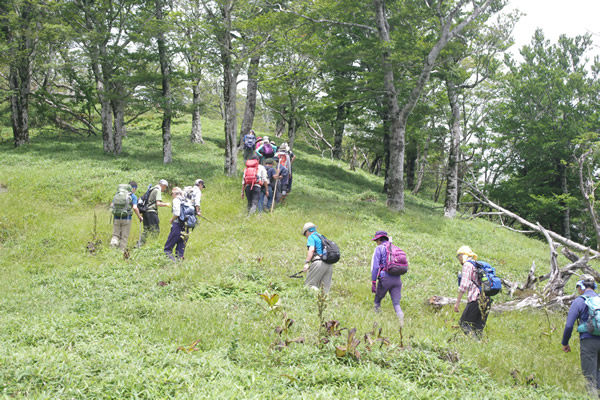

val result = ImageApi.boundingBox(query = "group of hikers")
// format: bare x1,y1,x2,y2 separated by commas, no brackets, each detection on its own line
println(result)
241,130,296,215
107,132,600,395
302,223,600,395
110,178,204,261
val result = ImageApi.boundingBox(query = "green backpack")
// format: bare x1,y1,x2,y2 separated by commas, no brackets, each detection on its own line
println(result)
112,184,133,217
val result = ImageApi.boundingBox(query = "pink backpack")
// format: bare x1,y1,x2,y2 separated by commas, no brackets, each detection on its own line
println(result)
384,242,408,276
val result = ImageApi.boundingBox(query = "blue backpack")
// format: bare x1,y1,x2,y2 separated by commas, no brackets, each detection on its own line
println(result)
468,260,502,296
577,295,600,335
244,134,257,149
178,202,197,230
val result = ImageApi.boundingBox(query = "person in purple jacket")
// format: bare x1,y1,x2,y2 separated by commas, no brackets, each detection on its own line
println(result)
562,274,600,395
370,231,404,328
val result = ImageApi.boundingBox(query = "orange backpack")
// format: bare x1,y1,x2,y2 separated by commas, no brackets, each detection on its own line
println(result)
243,159,260,188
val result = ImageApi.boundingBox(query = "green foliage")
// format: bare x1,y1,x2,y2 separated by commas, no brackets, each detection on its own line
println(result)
0,114,595,398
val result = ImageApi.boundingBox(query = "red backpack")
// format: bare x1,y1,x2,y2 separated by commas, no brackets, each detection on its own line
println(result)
384,242,408,276
243,159,260,188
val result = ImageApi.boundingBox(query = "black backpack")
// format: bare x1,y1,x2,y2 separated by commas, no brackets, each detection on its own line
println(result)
137,185,155,213
318,234,340,264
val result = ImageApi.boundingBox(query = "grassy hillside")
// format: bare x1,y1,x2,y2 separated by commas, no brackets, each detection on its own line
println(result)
0,118,594,399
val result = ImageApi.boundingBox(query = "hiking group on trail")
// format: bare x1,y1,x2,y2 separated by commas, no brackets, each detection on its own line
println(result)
110,178,204,261
106,136,600,396
242,134,295,216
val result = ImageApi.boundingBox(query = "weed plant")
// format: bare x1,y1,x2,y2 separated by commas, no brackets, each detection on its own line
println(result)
0,117,594,399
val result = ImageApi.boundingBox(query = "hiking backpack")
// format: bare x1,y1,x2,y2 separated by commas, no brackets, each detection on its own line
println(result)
468,260,502,296
136,184,154,213
384,242,408,276
244,134,257,149
178,200,197,230
112,184,133,217
277,152,290,171
243,159,260,189
578,295,600,335
262,142,274,158
183,186,197,204
318,234,341,264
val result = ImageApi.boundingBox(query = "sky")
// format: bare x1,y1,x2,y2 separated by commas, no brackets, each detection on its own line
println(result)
507,0,600,57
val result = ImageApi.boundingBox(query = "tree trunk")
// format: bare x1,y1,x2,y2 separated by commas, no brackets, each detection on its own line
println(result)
239,55,259,147
412,130,431,195
9,62,30,147
275,117,286,138
190,79,204,144
332,103,347,159
577,150,600,250
156,0,172,164
444,81,461,218
111,97,125,155
221,2,238,176
560,162,570,239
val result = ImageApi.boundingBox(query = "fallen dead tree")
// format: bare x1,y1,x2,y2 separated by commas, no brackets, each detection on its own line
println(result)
428,185,600,311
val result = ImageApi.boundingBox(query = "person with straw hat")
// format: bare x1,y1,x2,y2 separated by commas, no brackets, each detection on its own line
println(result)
454,245,491,337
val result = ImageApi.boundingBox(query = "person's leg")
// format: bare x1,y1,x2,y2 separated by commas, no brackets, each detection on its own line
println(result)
245,186,253,214
249,186,260,215
374,277,391,312
459,301,479,336
305,260,327,290
110,219,121,247
141,212,160,246
258,187,265,212
119,219,132,250
175,226,186,260
266,186,274,210
580,339,600,396
388,279,404,327
320,262,333,294
163,222,181,261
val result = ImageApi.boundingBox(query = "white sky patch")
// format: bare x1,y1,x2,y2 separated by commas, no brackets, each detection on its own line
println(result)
507,0,600,58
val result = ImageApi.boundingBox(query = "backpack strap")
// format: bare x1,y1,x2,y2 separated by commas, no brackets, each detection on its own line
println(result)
376,242,390,280
466,260,482,291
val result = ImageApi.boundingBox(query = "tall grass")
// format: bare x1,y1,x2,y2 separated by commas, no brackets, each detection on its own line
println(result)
0,118,592,399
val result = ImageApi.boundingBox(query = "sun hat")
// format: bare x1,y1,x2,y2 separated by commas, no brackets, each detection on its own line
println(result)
195,178,205,188
302,222,316,235
372,231,389,241
159,179,169,187
456,245,477,260
576,274,597,290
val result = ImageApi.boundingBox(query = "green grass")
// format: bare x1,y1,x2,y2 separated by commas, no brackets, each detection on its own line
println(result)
0,118,594,399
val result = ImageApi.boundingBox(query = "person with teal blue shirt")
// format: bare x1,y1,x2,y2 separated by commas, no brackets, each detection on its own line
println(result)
301,222,332,294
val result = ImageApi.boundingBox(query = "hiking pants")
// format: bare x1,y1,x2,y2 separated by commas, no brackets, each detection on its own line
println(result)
580,338,600,395
257,186,266,212
305,259,333,294
459,297,492,337
266,184,282,210
243,147,254,161
374,275,404,325
110,218,132,250
139,211,159,246
164,221,186,261
245,185,261,215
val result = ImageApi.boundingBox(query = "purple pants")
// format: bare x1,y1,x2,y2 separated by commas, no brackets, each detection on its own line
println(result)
375,274,404,322
164,221,186,261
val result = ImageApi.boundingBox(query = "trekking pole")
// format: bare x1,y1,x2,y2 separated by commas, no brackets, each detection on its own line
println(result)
199,215,215,224
270,162,281,212
289,270,304,278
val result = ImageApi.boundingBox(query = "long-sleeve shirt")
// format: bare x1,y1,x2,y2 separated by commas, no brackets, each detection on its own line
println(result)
371,241,389,281
171,196,183,218
562,289,600,346
459,260,480,302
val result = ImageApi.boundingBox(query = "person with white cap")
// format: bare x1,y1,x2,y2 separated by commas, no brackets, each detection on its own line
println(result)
454,245,491,337
192,178,205,216
562,274,600,395
301,222,333,294
138,179,170,247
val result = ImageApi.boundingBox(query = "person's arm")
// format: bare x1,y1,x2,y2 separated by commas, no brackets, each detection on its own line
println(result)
169,198,180,223
454,262,471,312
304,246,315,272
562,298,584,350
133,205,143,221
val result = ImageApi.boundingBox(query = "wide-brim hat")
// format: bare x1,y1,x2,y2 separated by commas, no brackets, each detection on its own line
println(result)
372,231,388,241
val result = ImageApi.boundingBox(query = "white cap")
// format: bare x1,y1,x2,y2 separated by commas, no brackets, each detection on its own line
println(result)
159,179,168,186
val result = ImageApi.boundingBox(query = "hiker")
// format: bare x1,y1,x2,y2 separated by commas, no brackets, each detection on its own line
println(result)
242,129,257,161
278,143,295,194
110,181,143,250
164,187,187,261
265,158,288,210
302,222,333,294
192,178,205,216
138,179,170,247
562,274,600,395
256,162,269,213
242,155,267,215
454,245,492,337
255,136,275,163
370,231,405,328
